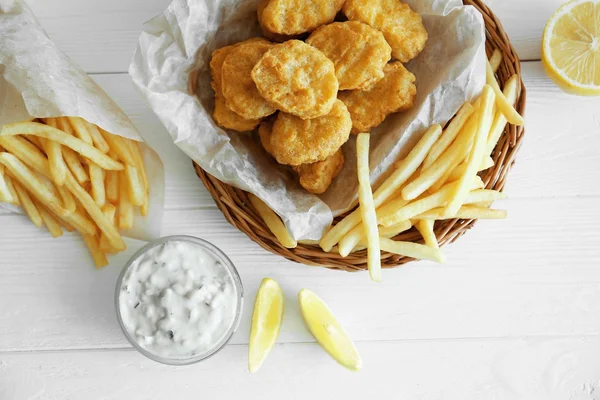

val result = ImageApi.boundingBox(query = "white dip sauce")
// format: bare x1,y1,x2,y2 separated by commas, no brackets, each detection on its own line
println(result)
118,240,239,360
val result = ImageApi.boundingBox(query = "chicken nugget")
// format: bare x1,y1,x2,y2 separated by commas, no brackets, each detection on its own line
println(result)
213,94,261,132
258,118,275,155
338,62,416,134
221,39,277,120
271,99,351,166
210,40,266,130
343,0,428,62
260,0,345,36
252,40,339,120
257,0,303,42
306,21,391,90
293,149,344,194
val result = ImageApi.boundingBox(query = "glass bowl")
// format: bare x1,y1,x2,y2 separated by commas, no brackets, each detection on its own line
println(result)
114,235,244,366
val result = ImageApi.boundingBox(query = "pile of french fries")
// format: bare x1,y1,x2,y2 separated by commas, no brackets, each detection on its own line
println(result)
320,49,523,281
225,49,523,282
0,118,149,268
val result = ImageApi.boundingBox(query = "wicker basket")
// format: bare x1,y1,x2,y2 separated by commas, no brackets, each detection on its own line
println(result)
194,0,526,272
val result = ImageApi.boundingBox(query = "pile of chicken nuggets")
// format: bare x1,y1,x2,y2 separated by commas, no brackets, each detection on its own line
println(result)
209,0,427,194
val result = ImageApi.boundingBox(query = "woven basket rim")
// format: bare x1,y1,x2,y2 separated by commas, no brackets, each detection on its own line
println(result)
193,0,527,272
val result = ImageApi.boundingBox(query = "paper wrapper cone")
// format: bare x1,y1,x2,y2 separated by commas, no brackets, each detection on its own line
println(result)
0,0,165,242
130,0,485,241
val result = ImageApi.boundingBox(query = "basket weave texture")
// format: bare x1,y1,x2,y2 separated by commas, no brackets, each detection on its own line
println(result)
194,0,526,272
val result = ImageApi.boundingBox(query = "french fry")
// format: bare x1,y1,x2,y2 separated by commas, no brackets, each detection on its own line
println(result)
248,193,297,249
445,85,496,216
39,206,63,238
415,206,507,220
464,189,507,204
0,166,17,204
486,60,524,126
64,170,125,251
446,156,495,184
99,128,135,166
486,75,519,155
124,165,145,206
422,103,475,170
57,185,76,214
82,234,109,269
55,117,76,136
379,176,483,227
415,219,438,249
98,204,118,253
118,170,134,231
319,124,442,252
0,122,124,171
0,137,96,235
140,194,149,217
53,210,76,232
352,221,412,252
378,237,445,263
13,181,43,228
125,139,149,195
401,115,477,201
25,135,44,151
3,174,19,206
489,48,502,73
83,120,110,153
380,181,458,226
41,118,68,185
0,153,68,217
356,133,381,281
62,146,89,184
89,163,106,208
66,117,93,143
105,169,119,204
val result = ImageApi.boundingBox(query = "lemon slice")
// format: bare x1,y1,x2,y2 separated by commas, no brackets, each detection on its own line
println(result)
248,278,284,373
542,0,600,95
298,289,362,372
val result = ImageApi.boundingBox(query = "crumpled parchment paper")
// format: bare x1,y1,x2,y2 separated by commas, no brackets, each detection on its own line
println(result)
0,0,165,241
130,0,485,241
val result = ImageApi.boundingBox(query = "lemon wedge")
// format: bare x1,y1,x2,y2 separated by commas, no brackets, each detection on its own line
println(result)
248,278,284,373
298,289,362,372
542,0,600,95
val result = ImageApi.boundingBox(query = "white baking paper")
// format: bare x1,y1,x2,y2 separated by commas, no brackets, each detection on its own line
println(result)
130,0,485,241
0,0,165,241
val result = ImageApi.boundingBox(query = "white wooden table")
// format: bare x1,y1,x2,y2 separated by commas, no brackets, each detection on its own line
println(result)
2,1,600,398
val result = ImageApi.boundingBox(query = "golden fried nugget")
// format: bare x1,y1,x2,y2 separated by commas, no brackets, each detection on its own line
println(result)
213,94,261,132
306,21,391,90
271,99,351,166
210,38,266,93
258,118,275,155
293,149,344,194
210,39,266,131
257,0,302,42
221,39,277,120
252,40,338,120
338,62,416,134
260,0,345,36
343,0,428,62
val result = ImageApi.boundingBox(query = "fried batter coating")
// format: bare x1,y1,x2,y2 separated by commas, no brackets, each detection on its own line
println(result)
293,149,344,194
306,21,391,90
259,0,345,36
210,40,265,131
213,94,261,132
343,0,428,62
338,62,416,134
221,39,277,120
271,99,351,166
258,118,275,155
257,0,302,42
252,40,339,120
